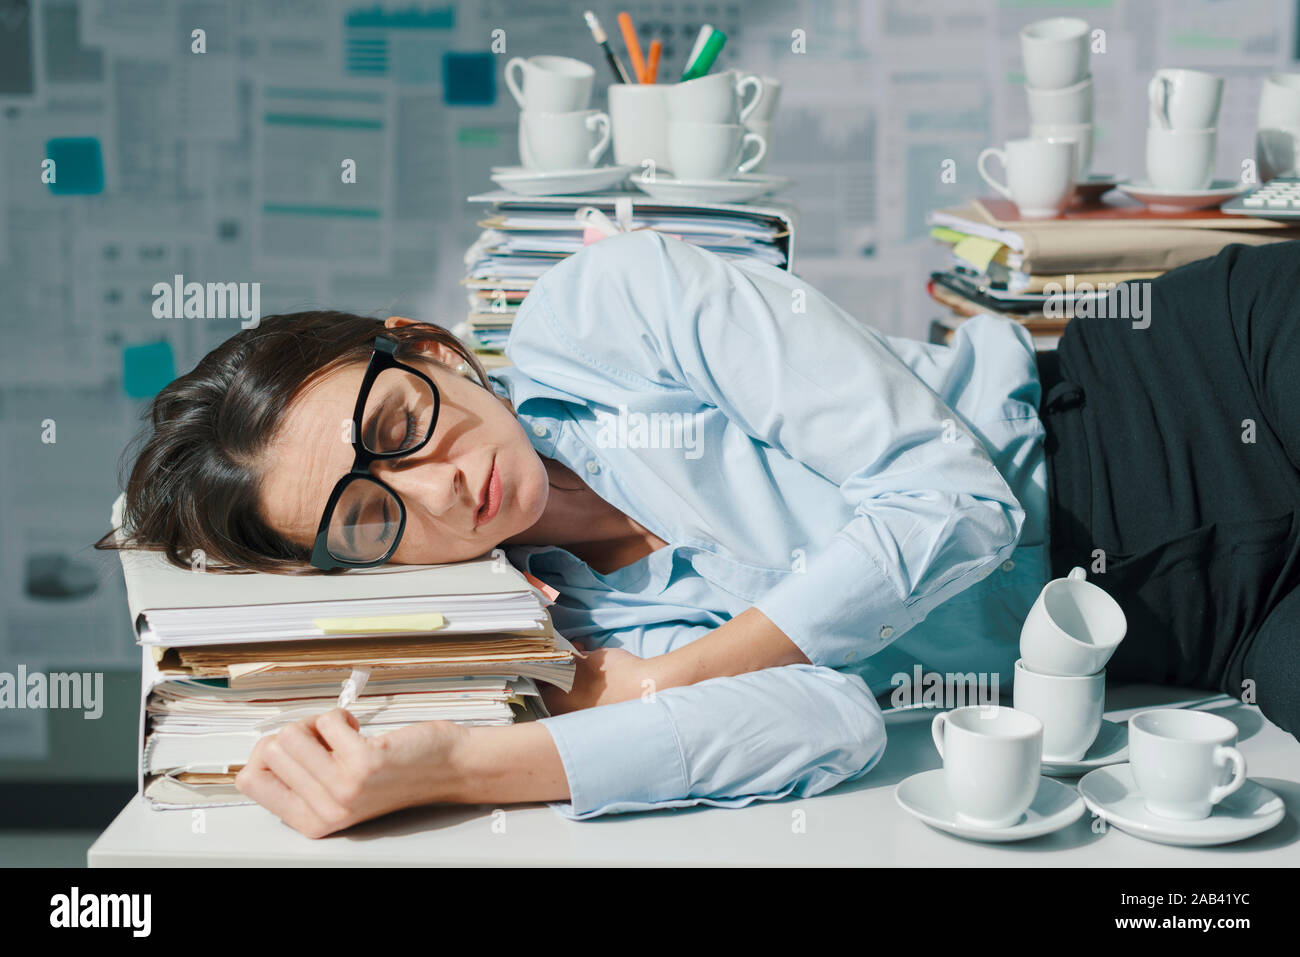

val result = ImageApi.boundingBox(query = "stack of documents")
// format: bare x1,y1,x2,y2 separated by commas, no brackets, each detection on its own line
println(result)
925,196,1300,349
458,190,797,367
110,496,576,809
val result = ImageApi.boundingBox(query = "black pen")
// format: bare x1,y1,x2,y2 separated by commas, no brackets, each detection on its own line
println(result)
584,10,634,84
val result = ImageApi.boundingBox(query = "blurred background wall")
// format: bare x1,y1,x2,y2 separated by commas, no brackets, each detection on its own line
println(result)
0,0,1294,847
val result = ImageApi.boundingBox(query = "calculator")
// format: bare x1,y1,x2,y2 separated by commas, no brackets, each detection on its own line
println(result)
1220,177,1300,219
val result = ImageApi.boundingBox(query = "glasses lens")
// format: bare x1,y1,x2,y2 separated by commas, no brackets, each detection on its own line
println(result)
326,476,403,563
360,367,437,454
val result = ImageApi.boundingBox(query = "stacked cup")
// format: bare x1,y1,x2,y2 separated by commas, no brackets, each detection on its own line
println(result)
1146,68,1224,191
1256,73,1300,181
1012,567,1127,764
1021,16,1094,185
742,76,781,172
662,69,769,182
505,54,611,172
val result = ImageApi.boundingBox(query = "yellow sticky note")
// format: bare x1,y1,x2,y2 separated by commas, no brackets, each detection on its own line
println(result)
313,613,446,634
952,235,1006,272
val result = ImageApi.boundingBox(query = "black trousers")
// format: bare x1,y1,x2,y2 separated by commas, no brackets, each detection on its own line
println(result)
1036,241,1300,739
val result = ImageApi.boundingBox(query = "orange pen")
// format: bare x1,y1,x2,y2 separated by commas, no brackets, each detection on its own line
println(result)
645,39,662,83
618,11,646,83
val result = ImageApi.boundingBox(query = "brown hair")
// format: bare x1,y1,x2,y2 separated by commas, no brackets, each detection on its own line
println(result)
96,311,490,574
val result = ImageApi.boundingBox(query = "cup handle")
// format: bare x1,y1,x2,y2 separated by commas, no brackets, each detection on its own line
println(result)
586,112,612,165
737,74,766,124
1068,566,1087,581
977,147,1012,200
737,131,767,174
504,57,527,109
1148,75,1170,129
931,712,947,759
1209,745,1247,807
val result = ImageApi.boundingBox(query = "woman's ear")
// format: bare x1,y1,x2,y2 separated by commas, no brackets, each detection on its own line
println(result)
383,316,460,367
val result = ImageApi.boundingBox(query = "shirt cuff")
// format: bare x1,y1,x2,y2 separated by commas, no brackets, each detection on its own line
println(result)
753,534,915,669
538,695,689,820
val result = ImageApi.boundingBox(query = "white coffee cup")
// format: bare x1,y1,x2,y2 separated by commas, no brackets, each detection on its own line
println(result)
1146,126,1216,191
519,109,610,171
1026,75,1094,124
667,121,766,181
609,83,671,174
665,69,767,124
1129,709,1248,821
1030,122,1093,179
1258,72,1300,128
1148,68,1224,130
931,705,1043,828
977,137,1076,218
746,76,782,123
1012,658,1104,761
745,119,772,171
504,55,594,113
1020,566,1127,676
1257,126,1300,181
1020,17,1090,90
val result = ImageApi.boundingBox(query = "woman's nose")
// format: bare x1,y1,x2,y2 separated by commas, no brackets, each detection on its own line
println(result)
373,456,464,516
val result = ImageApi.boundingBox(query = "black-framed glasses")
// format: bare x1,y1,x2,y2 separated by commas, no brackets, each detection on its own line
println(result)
309,336,440,570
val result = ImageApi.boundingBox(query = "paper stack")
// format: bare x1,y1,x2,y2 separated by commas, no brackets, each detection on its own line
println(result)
456,190,797,368
925,195,1300,349
110,496,576,809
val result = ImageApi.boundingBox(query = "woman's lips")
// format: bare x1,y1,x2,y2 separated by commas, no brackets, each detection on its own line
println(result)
476,459,502,527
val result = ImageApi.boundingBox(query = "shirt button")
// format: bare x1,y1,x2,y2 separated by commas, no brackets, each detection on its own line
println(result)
879,625,894,640
1001,560,1015,572
585,460,599,474
532,423,547,437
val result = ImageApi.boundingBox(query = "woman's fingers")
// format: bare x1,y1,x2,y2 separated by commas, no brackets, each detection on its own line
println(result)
258,724,352,834
235,752,328,837
315,708,369,767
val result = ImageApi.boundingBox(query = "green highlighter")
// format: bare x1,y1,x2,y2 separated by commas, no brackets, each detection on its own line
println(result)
681,27,727,81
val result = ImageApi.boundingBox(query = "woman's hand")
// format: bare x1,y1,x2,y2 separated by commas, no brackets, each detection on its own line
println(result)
235,708,469,839
540,642,664,714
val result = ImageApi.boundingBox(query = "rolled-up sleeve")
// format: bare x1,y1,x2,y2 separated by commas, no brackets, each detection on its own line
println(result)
537,663,886,819
513,230,1025,668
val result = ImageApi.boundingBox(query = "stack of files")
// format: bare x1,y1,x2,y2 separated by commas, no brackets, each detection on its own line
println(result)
110,495,577,810
457,190,797,367
925,196,1300,350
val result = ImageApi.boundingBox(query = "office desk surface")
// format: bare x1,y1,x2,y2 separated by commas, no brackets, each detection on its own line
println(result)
89,686,1300,867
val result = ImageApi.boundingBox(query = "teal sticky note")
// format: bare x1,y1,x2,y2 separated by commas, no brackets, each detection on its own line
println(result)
122,341,175,398
45,137,105,195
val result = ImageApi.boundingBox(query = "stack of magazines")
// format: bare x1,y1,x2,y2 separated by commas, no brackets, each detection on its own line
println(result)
110,496,576,809
925,195,1300,349
457,190,797,368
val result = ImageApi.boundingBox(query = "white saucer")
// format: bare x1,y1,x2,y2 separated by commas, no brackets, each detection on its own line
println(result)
1077,764,1285,847
1114,179,1246,211
630,173,791,204
895,769,1086,842
490,165,637,196
1041,718,1129,777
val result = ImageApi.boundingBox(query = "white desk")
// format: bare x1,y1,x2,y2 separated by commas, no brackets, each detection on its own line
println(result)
89,685,1300,866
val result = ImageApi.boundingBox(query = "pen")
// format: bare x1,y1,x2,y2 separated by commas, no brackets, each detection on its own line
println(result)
583,10,632,84
618,11,647,83
645,39,662,83
682,27,726,81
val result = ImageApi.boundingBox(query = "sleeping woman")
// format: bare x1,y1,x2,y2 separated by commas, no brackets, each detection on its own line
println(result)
104,230,1300,837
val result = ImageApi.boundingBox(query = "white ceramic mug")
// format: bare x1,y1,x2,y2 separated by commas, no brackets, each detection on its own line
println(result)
931,705,1043,828
504,55,594,112
667,121,766,180
1012,659,1105,761
665,69,767,124
1148,68,1224,130
1146,126,1216,191
1258,72,1300,128
609,83,671,174
1030,122,1093,179
1257,126,1300,181
1129,709,1247,821
1020,17,1090,90
1026,75,1094,125
1020,566,1127,676
519,109,610,171
977,137,1076,218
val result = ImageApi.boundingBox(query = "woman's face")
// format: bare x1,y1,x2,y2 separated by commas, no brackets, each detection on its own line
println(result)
257,336,549,566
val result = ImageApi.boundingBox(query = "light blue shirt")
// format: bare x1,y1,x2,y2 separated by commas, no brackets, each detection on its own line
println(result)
489,230,1051,820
